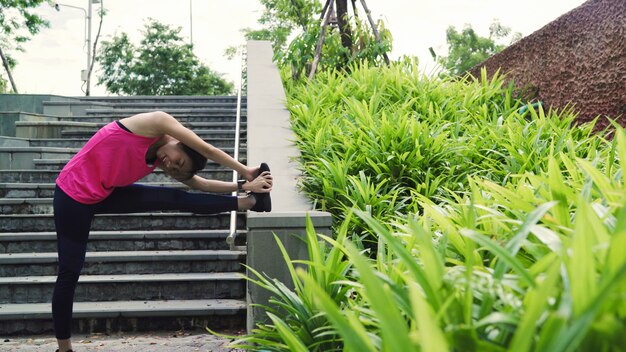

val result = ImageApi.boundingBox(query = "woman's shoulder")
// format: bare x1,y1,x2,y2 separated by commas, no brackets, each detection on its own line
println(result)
119,111,167,138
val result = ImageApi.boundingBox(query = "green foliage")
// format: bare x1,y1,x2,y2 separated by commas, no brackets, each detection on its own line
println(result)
231,216,353,351
0,0,49,84
0,0,49,59
96,19,233,96
437,19,521,75
230,0,391,81
224,0,319,60
236,62,626,350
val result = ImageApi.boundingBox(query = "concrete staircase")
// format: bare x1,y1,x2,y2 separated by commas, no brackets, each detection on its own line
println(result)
0,96,248,335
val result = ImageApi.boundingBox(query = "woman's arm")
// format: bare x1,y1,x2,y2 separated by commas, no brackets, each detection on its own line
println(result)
123,111,257,180
183,172,273,193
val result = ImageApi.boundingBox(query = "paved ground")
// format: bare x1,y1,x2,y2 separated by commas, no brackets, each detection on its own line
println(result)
0,330,246,351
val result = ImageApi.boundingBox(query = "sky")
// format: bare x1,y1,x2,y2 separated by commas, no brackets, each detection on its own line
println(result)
10,0,587,97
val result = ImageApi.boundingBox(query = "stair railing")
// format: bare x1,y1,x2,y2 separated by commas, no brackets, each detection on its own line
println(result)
226,49,246,251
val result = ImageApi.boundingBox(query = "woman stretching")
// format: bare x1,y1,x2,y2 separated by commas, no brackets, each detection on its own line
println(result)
52,110,272,352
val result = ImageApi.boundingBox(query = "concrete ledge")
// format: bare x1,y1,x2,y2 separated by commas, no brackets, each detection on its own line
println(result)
247,211,333,228
245,40,333,332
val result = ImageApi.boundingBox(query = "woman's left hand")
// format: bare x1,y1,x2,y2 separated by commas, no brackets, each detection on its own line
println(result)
245,171,273,193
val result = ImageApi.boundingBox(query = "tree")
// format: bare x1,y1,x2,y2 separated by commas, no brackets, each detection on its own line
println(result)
225,0,319,60
227,0,392,81
0,0,50,92
96,19,233,96
436,19,521,76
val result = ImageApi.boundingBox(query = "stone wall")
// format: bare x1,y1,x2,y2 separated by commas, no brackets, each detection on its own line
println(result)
469,0,625,129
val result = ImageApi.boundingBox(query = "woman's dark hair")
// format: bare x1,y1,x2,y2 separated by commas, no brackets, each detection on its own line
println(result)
180,143,208,175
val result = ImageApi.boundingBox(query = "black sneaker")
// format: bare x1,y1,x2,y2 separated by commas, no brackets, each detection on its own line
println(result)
250,191,272,212
255,162,271,178
250,163,272,212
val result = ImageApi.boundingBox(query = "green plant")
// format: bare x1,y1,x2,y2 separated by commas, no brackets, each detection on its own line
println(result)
239,61,625,350
230,216,354,351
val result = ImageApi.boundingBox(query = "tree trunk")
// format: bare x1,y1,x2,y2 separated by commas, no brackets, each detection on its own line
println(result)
308,0,335,79
359,0,390,65
335,0,353,53
0,46,18,93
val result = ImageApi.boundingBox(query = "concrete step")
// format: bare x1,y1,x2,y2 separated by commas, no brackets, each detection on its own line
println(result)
0,249,246,276
60,128,247,139
60,114,247,123
0,147,78,170
28,138,244,149
0,298,245,335
32,147,246,170
0,229,246,253
0,182,57,198
15,121,96,139
25,137,247,149
28,138,92,148
105,101,247,109
18,120,246,130
43,99,246,110
64,95,245,104
0,211,244,232
85,107,243,116
0,195,244,215
0,182,189,198
0,272,245,303
16,120,247,139
0,168,240,183
0,198,52,214
42,99,246,116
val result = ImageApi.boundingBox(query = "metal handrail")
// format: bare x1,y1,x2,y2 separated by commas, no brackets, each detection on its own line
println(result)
226,49,246,250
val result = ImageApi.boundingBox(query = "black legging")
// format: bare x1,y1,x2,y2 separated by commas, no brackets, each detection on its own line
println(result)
52,184,238,339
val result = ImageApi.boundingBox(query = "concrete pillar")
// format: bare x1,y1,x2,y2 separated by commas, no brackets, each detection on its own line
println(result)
246,212,332,332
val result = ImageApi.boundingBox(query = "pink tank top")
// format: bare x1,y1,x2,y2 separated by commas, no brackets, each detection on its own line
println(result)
56,121,161,204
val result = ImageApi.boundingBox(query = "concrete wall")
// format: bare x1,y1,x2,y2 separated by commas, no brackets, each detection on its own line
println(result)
245,40,333,332
469,0,625,130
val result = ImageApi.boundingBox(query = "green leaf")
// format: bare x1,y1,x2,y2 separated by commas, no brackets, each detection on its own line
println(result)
567,200,601,317
344,241,414,351
495,201,557,279
462,229,536,288
299,269,377,352
355,210,443,310
267,312,309,352
408,281,449,352
509,262,561,352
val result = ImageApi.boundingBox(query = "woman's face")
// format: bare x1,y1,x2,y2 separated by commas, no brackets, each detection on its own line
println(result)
156,140,193,180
